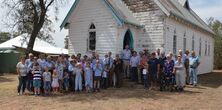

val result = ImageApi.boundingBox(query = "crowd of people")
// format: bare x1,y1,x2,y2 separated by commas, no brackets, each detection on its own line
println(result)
16,45,200,96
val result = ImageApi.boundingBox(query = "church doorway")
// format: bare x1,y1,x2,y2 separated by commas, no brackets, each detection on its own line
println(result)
123,29,134,49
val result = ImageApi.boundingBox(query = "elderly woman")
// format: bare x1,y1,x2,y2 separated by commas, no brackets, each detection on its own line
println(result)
174,55,185,91
16,56,28,95
162,54,174,91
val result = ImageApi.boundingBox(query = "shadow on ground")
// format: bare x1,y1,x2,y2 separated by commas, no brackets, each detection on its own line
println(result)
198,70,222,88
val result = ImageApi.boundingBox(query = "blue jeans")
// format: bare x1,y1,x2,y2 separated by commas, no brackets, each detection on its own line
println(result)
143,74,148,88
17,76,27,93
190,68,197,85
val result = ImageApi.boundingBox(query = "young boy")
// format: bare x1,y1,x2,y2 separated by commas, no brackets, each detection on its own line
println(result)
102,65,109,89
63,71,69,92
43,67,51,95
143,64,149,89
93,60,103,92
32,62,42,96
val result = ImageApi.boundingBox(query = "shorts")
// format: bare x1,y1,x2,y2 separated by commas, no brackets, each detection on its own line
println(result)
94,76,101,81
44,81,51,90
33,79,41,88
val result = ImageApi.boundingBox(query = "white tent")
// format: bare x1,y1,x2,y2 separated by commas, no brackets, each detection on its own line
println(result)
0,34,68,55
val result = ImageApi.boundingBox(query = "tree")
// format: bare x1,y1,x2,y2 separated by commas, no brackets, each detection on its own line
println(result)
207,18,222,69
64,36,69,49
2,0,65,54
0,32,11,43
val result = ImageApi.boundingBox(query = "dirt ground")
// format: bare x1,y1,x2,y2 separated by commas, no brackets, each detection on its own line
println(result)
0,71,222,110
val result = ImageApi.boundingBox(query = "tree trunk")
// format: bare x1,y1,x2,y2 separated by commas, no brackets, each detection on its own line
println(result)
26,13,46,55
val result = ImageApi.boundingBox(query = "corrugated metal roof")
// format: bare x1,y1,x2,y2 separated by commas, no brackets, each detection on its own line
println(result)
60,0,213,34
0,34,68,54
158,0,213,34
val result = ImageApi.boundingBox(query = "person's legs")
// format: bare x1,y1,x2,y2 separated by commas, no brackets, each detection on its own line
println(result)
17,76,22,94
125,61,130,78
185,67,189,84
113,73,116,87
189,68,193,85
79,75,82,91
123,60,127,78
21,76,27,93
137,68,141,83
143,74,148,88
193,69,198,86
75,74,79,91
175,72,179,88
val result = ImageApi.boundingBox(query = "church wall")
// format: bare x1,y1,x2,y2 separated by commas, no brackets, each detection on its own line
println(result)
165,17,214,74
68,0,118,57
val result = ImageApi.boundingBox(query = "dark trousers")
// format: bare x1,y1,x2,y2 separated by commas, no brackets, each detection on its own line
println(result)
140,68,144,84
131,67,138,82
116,70,123,88
143,74,148,88
27,72,33,92
102,77,108,89
17,76,27,93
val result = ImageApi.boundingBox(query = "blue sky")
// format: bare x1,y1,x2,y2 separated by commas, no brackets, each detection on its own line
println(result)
0,0,222,48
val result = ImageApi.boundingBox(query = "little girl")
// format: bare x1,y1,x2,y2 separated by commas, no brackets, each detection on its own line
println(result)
84,62,93,93
74,63,83,92
51,69,59,93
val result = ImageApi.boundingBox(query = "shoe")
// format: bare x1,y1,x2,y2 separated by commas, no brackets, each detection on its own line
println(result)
17,93,20,96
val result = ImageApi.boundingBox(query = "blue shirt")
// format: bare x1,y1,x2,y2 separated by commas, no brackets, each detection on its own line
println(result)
130,56,140,67
93,64,103,76
121,49,131,60
189,56,200,68
25,59,33,72
37,59,47,70
148,58,159,74
103,57,114,68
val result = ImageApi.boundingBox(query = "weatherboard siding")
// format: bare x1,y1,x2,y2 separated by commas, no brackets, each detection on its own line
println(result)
122,0,165,52
165,17,214,74
68,0,118,56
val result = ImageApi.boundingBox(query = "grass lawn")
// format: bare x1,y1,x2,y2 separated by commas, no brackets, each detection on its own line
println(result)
0,71,222,110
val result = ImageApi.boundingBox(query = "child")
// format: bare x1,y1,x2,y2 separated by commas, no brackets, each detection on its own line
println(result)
74,63,83,92
51,70,59,93
63,71,69,92
143,63,149,89
102,65,109,89
43,67,51,95
32,62,42,96
84,62,93,93
93,60,103,92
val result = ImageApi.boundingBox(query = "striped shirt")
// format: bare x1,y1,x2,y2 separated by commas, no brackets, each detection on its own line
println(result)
33,68,42,80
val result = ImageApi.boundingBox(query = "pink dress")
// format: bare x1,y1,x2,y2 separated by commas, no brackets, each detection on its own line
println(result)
51,75,59,88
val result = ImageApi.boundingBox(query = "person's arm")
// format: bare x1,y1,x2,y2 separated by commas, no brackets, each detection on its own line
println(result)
174,62,183,69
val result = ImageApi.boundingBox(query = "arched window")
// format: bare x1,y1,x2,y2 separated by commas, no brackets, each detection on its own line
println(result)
88,23,96,51
183,32,186,52
199,38,202,56
208,42,210,56
192,35,195,51
173,29,177,54
205,41,207,56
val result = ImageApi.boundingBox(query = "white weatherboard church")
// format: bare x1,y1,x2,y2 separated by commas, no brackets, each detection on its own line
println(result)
60,0,214,74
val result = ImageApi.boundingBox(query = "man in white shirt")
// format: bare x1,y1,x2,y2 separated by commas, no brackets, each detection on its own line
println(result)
121,45,131,79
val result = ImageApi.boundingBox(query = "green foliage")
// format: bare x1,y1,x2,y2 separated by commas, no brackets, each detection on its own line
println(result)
0,32,11,43
207,18,222,69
